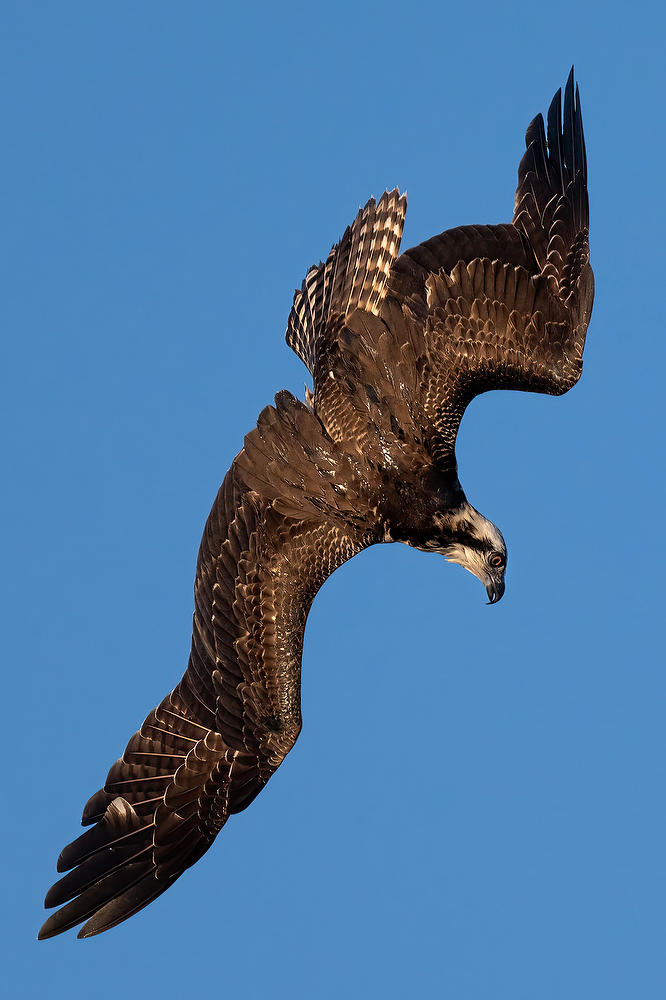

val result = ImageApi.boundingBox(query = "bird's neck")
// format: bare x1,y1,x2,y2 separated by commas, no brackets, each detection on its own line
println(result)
380,463,466,545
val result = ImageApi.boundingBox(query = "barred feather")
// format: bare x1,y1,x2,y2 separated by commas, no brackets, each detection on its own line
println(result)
286,188,406,375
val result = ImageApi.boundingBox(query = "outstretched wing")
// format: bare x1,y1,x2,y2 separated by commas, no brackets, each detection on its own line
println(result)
379,69,593,461
40,393,374,939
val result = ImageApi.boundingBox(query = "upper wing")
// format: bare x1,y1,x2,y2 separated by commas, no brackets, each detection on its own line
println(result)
40,393,374,939
377,69,594,462
285,72,593,472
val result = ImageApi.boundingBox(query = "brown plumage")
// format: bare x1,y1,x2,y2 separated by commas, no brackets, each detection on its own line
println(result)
40,70,593,939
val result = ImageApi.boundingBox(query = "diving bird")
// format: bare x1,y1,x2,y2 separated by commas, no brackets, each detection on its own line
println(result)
40,70,593,939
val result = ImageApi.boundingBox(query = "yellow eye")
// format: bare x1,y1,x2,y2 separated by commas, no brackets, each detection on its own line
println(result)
488,552,505,568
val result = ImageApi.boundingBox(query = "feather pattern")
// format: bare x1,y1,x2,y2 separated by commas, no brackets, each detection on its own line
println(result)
42,72,593,938
40,397,375,939
286,189,407,375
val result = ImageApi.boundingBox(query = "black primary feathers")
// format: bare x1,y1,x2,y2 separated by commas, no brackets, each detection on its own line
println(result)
40,71,593,939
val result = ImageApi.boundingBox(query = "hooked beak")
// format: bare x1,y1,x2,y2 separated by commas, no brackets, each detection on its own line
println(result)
486,577,505,605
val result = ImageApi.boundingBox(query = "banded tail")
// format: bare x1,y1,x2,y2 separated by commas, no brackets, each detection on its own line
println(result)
286,188,407,376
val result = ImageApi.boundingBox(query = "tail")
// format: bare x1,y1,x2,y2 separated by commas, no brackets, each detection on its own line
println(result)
285,188,407,377
39,687,233,939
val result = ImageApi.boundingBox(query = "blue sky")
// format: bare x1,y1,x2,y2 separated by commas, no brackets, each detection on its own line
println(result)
3,1,665,996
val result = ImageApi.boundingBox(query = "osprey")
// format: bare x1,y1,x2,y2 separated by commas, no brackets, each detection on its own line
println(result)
40,70,593,938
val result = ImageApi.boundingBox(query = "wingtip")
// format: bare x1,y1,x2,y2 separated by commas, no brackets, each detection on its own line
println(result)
44,882,64,909
37,914,60,941
547,84,562,126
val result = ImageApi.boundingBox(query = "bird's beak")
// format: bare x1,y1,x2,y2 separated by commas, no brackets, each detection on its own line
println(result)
486,577,505,605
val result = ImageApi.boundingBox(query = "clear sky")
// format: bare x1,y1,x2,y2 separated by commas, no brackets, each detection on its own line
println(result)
3,1,665,997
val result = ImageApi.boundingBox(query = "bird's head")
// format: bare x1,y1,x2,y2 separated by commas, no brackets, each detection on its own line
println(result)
431,502,507,604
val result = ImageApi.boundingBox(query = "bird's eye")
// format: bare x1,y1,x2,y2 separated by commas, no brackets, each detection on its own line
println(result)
488,552,505,568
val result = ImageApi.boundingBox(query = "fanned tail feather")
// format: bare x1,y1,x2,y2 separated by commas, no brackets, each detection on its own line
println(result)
286,188,407,375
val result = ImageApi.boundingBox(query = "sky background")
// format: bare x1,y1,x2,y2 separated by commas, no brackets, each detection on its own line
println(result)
3,1,665,997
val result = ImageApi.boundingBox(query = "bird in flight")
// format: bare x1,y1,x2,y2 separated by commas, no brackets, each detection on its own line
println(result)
40,70,593,939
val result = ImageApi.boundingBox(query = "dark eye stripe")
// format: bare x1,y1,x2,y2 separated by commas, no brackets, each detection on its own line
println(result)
449,532,485,551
